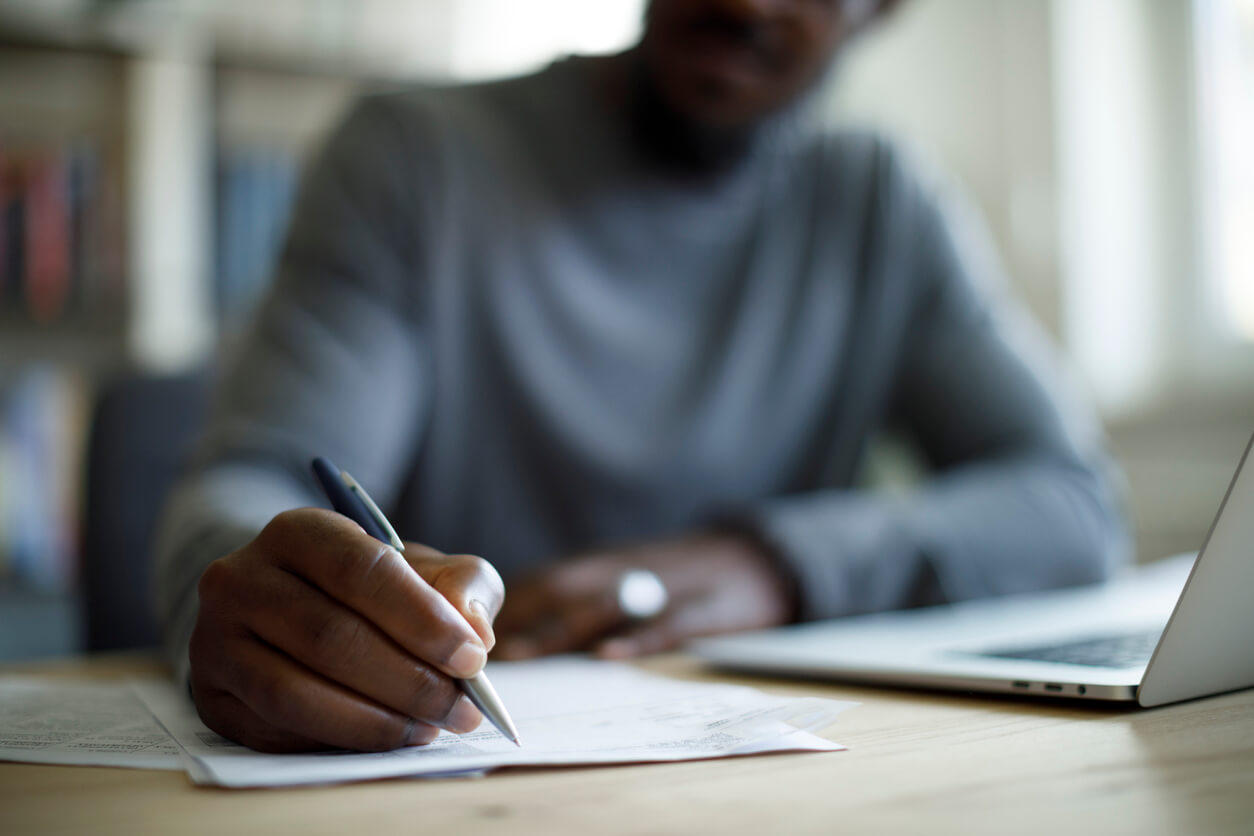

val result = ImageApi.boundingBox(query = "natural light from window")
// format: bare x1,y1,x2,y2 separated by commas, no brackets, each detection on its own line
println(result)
1197,0,1254,342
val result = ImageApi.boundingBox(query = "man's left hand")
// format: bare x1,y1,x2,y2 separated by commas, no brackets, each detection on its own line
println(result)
493,531,795,660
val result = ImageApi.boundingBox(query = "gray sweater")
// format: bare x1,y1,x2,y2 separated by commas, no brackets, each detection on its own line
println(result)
154,57,1128,672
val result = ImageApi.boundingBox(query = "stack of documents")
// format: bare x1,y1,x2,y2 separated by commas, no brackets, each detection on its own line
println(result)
1,658,855,788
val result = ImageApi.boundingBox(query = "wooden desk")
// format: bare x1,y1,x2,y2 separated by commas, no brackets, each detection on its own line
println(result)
3,654,1253,835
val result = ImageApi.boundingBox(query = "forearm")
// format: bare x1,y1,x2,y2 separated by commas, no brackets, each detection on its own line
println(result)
750,454,1129,621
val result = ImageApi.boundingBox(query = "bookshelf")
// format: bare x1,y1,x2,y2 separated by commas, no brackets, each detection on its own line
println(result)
0,42,127,660
0,0,645,660
0,45,129,352
0,0,649,661
0,12,386,661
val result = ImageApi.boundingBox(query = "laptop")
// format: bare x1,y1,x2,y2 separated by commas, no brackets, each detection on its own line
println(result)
694,432,1254,707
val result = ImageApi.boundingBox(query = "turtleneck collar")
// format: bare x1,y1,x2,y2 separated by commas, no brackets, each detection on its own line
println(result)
573,48,827,186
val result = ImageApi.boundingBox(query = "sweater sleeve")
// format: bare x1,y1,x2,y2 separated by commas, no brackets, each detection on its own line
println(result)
151,95,434,681
745,146,1131,621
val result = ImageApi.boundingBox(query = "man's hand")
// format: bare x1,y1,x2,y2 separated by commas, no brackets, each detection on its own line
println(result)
493,531,795,660
189,508,505,753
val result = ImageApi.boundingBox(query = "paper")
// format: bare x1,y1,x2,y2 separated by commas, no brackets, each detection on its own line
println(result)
135,658,855,788
0,677,181,770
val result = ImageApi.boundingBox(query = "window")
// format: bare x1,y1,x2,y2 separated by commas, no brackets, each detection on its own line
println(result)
1195,0,1254,343
1054,0,1254,415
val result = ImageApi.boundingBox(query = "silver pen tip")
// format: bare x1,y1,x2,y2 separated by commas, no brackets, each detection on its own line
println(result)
498,718,521,747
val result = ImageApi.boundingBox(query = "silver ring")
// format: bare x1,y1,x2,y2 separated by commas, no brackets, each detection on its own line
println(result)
616,569,669,621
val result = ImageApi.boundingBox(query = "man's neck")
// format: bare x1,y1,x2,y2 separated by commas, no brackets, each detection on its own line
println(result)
612,50,759,179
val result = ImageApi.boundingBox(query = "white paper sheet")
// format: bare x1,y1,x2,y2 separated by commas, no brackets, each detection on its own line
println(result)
0,677,181,770
135,658,855,788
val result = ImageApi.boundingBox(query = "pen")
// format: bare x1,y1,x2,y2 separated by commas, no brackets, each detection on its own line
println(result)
310,457,521,747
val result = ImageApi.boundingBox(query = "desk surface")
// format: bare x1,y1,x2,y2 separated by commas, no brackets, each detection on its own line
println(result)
3,653,1253,836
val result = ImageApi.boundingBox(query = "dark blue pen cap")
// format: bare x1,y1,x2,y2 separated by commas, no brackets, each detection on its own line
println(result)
311,457,342,496
310,456,390,543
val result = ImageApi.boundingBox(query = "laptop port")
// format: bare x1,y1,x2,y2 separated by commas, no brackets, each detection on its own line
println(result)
1044,683,1064,692
1012,681,1030,689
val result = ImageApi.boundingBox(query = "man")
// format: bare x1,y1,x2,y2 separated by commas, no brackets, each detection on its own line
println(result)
155,0,1128,754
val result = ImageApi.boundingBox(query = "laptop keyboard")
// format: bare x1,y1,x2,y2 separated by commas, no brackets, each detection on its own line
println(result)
975,630,1162,669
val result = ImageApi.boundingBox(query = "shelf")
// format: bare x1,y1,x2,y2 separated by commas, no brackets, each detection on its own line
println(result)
0,5,451,83
0,314,129,373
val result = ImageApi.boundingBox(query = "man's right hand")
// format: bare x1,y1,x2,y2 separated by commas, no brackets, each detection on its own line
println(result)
189,507,505,753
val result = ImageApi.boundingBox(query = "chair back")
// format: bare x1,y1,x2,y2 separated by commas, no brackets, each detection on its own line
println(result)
81,371,208,651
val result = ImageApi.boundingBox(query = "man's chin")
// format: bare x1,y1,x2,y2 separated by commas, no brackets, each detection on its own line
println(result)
622,51,767,172
657,73,774,133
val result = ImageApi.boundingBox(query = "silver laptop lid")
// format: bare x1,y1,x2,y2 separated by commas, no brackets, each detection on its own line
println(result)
1137,432,1254,707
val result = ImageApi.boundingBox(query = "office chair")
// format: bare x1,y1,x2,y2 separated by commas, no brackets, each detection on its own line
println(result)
81,370,209,652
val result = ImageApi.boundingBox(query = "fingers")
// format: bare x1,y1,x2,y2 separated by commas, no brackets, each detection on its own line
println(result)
494,565,626,659
191,628,441,753
495,594,623,659
239,563,483,734
492,532,794,661
595,618,680,659
192,690,326,754
594,602,709,659
257,509,487,679
406,547,505,651
190,508,508,753
590,532,795,658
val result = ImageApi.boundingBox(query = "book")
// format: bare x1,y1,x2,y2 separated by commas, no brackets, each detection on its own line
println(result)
0,140,125,324
0,366,87,592
215,146,298,322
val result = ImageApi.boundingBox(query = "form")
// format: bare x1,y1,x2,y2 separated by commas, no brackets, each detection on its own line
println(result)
135,658,856,788
0,678,180,770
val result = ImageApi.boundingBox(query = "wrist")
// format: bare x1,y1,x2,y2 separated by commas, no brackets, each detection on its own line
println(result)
702,524,801,623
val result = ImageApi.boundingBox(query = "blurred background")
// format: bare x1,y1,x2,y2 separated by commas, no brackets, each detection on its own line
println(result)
0,0,1250,661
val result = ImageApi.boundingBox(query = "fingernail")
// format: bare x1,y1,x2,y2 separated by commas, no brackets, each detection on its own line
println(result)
445,696,482,734
407,720,438,746
448,640,487,677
